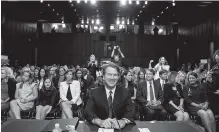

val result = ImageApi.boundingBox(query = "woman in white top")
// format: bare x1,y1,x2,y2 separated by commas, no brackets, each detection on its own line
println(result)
149,57,170,80
9,70,38,119
59,69,82,119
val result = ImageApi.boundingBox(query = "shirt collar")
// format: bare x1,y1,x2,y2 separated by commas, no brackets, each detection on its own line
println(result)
105,86,116,95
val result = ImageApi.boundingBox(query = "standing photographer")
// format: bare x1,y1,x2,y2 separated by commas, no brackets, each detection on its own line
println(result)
111,45,125,67
87,54,98,81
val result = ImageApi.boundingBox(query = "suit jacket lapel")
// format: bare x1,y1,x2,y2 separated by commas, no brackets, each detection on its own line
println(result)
143,81,147,98
100,86,109,115
113,86,122,108
153,80,159,98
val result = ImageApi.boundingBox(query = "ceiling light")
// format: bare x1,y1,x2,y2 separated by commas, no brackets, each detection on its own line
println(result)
132,20,134,25
140,10,142,13
71,4,74,7
172,0,175,2
47,4,50,7
81,25,84,28
97,10,98,12
116,19,120,25
135,18,137,20
121,0,126,6
85,25,88,28
69,0,72,2
110,25,114,30
127,20,130,25
129,0,131,4
40,0,43,3
63,24,66,28
85,0,88,3
145,1,147,4
122,20,125,24
143,5,145,8
172,2,175,6
91,0,96,5
82,19,84,24
136,0,139,5
53,9,55,11
57,13,59,16
100,26,104,30
96,19,100,25
62,21,64,24
161,11,163,14
152,21,155,25
74,9,76,11
158,28,163,33
87,19,89,24
166,6,168,9
157,16,160,18
94,26,98,30
77,0,80,3
91,19,94,24
138,15,139,17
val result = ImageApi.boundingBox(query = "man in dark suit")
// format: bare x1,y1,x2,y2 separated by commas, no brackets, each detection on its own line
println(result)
136,69,167,121
154,70,168,91
84,63,135,129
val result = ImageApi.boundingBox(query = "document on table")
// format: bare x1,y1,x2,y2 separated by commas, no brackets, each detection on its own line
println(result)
138,128,151,132
98,128,114,132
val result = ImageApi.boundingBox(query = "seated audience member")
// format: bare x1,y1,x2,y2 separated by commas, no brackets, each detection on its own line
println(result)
155,70,168,91
111,46,125,67
137,69,145,85
183,72,216,132
94,75,103,87
1,67,17,109
53,66,66,89
84,63,135,129
48,66,56,80
212,49,219,70
37,68,47,90
82,68,95,90
202,71,219,115
177,71,187,88
75,69,87,96
9,71,38,119
34,67,40,82
36,78,57,120
59,70,82,119
164,71,189,121
136,69,167,121
121,70,136,100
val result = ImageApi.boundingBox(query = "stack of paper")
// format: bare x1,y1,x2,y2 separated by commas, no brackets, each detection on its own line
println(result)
98,128,114,132
138,128,151,132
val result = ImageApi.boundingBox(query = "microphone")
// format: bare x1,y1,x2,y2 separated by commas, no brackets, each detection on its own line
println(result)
110,104,122,132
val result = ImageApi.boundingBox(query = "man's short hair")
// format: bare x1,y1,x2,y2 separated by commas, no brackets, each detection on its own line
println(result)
159,70,168,76
102,62,120,75
145,68,155,75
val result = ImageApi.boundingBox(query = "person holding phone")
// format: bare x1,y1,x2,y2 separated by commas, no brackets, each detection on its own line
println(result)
149,57,170,80
87,54,98,81
111,45,125,67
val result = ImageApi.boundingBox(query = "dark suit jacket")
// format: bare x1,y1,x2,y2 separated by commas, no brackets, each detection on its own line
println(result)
84,85,135,122
136,80,164,106
7,78,17,101
154,78,167,91
86,75,95,90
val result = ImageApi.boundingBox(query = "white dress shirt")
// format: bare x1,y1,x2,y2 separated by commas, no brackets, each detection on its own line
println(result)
160,79,166,90
105,86,116,102
146,81,156,102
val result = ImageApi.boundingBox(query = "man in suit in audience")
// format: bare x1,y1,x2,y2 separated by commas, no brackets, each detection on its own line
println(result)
154,70,168,91
84,63,135,129
136,69,167,121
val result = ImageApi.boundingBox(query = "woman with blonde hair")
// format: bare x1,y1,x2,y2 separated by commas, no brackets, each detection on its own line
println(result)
164,71,189,121
1,67,17,109
9,70,38,119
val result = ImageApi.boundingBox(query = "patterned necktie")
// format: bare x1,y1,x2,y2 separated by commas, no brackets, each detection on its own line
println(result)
149,81,154,101
108,91,113,118
66,83,72,100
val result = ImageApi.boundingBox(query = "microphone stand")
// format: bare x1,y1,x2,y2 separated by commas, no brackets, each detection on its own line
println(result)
111,104,122,132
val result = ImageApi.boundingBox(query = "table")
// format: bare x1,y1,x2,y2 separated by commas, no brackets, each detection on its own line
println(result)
2,120,204,132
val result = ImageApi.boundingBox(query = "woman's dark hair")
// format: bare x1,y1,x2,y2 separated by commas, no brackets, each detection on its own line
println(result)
38,68,48,80
65,69,74,81
137,69,145,82
57,66,66,77
41,77,55,92
188,72,198,79
75,69,83,79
